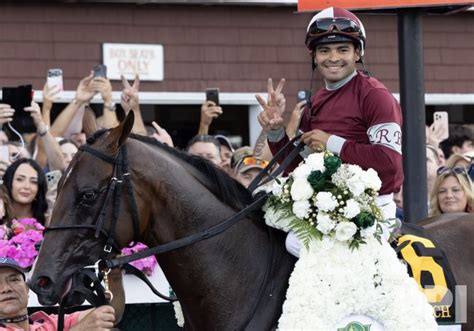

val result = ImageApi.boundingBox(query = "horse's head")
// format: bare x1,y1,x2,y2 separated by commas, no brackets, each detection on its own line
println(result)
30,111,138,306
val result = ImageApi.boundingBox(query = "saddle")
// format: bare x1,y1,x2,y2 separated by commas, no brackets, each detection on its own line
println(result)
395,222,458,324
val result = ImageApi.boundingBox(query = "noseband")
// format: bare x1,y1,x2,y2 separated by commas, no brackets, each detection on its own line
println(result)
45,144,141,254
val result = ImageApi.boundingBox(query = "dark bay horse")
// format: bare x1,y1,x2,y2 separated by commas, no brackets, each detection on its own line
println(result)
417,213,474,329
30,112,474,330
30,112,296,330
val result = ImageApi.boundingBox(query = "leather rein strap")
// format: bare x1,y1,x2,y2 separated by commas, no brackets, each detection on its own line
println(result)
45,134,304,328
102,134,304,270
57,268,108,331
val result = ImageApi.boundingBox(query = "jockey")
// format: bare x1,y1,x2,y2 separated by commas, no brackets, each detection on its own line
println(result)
257,7,403,257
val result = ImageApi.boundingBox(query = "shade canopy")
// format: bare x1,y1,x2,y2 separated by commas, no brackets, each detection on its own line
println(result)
297,0,473,12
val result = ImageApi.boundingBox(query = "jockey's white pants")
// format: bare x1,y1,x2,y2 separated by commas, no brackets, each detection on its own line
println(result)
285,194,396,258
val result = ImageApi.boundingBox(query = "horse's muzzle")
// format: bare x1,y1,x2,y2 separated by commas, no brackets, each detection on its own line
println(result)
29,275,60,306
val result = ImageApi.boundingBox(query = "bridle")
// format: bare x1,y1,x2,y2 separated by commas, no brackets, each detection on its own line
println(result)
43,135,305,330
45,144,141,254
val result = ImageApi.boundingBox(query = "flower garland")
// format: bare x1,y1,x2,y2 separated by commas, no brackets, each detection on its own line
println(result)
265,152,386,249
0,218,44,269
264,152,437,330
276,237,437,330
121,242,158,277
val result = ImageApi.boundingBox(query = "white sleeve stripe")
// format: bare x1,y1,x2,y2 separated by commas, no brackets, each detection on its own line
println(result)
327,135,346,156
367,122,402,155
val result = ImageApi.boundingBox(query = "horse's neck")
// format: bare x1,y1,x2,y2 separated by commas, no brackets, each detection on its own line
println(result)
157,224,296,329
130,142,295,328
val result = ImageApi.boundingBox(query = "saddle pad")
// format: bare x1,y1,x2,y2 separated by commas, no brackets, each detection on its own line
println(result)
395,222,458,325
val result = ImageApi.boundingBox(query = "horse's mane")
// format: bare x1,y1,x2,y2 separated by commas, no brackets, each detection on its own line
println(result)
87,130,262,216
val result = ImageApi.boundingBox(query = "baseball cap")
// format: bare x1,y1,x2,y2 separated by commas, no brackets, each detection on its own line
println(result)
236,156,269,174
214,135,234,153
0,257,26,280
231,146,254,168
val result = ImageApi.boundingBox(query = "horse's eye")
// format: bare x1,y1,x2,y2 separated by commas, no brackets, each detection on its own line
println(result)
81,190,97,202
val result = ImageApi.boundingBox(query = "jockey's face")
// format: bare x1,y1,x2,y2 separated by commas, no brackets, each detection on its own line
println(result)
314,42,360,83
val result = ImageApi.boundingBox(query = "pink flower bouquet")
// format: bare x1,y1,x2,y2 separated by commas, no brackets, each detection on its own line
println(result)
121,242,158,277
0,218,44,268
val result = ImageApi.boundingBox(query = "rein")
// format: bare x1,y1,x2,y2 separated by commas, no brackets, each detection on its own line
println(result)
57,266,109,331
102,135,304,270
45,134,304,329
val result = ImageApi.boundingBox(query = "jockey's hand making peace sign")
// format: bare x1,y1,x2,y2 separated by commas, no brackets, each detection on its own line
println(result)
256,78,286,131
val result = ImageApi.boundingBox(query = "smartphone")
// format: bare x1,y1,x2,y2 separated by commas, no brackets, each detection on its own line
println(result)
206,88,220,106
47,68,63,93
1,85,35,133
0,145,9,163
433,111,449,141
45,170,62,190
93,64,107,79
297,90,311,103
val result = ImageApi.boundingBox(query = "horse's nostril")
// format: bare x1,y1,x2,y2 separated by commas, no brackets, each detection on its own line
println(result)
37,276,53,290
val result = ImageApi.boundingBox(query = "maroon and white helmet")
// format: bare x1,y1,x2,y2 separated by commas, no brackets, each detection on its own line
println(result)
305,7,366,56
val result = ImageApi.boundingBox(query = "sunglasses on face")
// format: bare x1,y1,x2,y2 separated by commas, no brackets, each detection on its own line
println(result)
240,156,269,168
436,166,467,177
308,18,361,36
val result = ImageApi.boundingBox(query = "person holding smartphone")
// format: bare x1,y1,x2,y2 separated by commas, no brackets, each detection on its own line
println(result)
198,98,223,136
23,100,68,174
0,104,15,126
257,7,403,257
91,75,120,129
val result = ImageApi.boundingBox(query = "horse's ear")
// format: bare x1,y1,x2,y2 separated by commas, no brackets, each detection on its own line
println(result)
106,111,135,152
83,107,98,137
118,111,135,147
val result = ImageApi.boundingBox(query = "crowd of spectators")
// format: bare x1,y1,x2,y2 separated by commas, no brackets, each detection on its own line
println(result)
0,61,472,329
420,123,474,219
0,69,471,230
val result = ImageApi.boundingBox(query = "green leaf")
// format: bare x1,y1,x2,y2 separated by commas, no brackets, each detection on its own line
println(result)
289,218,321,250
352,211,375,229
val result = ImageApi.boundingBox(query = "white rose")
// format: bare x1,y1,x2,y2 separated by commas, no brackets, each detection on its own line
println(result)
306,153,326,172
316,213,335,234
342,199,361,219
293,200,311,219
334,222,357,241
347,164,364,177
290,177,314,201
292,163,312,179
314,192,338,212
362,168,382,191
